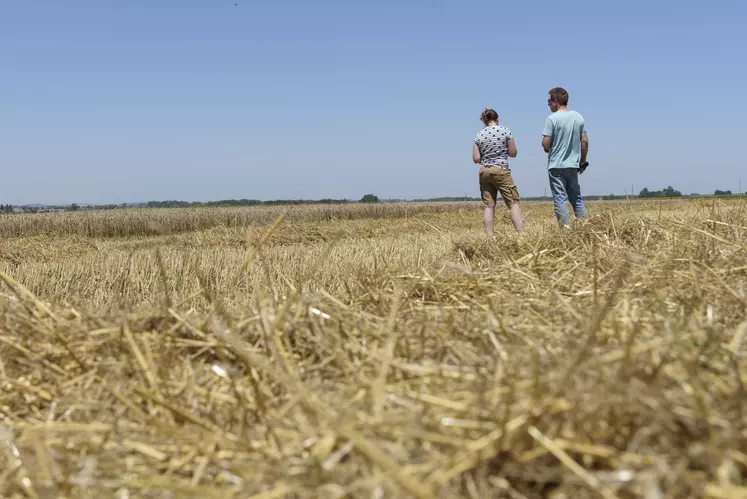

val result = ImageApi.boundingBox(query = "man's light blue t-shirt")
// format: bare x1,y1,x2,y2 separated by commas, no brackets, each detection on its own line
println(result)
542,110,585,169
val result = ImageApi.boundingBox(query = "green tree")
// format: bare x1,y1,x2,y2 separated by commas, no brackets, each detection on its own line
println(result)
714,189,732,196
360,194,379,203
639,186,682,198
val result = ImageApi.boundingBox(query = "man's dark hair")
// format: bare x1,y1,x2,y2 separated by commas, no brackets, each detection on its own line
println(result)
480,108,499,126
548,87,569,106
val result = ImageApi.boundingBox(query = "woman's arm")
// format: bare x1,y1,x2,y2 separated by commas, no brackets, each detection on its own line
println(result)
507,137,518,158
472,144,481,164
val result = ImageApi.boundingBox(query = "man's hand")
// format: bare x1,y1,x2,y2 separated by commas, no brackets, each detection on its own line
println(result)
579,161,589,174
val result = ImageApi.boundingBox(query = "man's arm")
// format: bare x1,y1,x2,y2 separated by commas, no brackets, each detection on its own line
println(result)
541,116,553,153
580,131,588,163
542,136,552,153
507,137,518,158
472,144,481,164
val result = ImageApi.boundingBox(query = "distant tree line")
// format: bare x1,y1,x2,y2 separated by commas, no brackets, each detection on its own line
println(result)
637,187,740,198
11,187,744,213
145,198,353,208
408,196,477,202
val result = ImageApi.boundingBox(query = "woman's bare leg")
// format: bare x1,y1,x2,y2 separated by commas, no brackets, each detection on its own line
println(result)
483,205,495,234
509,203,523,232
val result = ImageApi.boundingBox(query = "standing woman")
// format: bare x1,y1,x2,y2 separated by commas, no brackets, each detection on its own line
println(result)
472,108,523,233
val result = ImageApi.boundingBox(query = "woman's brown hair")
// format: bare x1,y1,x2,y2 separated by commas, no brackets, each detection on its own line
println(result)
480,108,498,126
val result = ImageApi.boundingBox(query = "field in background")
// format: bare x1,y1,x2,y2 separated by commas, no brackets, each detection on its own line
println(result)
0,199,745,498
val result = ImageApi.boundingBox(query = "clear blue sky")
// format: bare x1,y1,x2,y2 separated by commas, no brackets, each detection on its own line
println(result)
1,0,745,205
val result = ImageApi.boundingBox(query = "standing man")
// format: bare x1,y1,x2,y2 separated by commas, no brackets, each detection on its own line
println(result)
542,87,589,227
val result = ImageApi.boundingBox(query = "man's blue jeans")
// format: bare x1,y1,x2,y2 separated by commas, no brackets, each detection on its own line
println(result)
548,168,587,226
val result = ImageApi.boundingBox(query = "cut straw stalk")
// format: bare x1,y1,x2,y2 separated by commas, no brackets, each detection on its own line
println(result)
528,426,619,499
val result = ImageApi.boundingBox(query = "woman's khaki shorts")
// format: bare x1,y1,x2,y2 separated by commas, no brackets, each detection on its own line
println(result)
479,165,520,207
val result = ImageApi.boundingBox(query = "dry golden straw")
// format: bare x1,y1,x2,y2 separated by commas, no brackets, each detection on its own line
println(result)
0,198,745,498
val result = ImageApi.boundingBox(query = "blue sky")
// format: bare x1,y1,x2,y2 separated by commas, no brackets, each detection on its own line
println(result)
1,0,745,205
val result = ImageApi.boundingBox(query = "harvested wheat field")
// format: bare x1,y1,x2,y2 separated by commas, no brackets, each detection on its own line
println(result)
0,199,745,498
